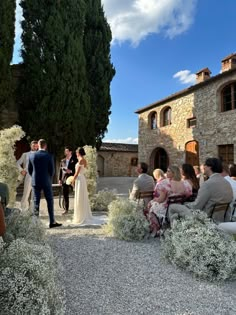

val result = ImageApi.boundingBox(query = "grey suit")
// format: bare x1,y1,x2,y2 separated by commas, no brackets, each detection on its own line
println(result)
169,173,233,223
129,173,155,204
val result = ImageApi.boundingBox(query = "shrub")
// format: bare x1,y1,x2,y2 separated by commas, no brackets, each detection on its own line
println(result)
161,211,236,281
105,199,149,241
0,239,65,315
83,145,97,198
0,125,25,206
90,189,117,211
4,208,46,244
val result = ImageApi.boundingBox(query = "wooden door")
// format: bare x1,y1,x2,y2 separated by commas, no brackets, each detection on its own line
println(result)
185,141,199,166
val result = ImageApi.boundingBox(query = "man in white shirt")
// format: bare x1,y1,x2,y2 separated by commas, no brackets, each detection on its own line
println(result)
17,140,38,210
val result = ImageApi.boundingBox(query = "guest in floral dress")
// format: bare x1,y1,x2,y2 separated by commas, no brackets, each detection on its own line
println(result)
148,165,192,236
144,169,165,218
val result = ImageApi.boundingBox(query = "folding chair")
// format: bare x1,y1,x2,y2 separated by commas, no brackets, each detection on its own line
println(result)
208,202,231,222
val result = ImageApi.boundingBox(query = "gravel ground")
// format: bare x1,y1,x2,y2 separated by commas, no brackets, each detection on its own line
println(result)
45,223,236,315
35,177,236,315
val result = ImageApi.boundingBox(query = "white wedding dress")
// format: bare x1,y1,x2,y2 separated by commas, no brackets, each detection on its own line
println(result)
73,163,106,226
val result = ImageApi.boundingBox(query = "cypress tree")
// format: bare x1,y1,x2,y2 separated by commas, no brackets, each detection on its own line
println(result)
83,0,115,147
19,0,90,156
0,0,16,111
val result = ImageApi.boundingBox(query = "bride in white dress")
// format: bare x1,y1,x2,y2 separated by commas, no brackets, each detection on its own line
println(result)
71,147,106,225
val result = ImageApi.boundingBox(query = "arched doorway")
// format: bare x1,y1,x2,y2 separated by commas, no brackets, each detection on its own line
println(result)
185,140,199,166
97,155,105,176
152,147,169,172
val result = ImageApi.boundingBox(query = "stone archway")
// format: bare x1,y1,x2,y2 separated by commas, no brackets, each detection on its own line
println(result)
150,147,169,172
185,140,199,166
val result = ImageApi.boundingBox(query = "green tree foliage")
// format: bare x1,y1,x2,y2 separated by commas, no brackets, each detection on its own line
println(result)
83,0,115,147
0,0,16,110
19,0,90,156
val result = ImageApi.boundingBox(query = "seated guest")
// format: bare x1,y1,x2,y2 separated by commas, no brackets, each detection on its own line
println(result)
181,164,199,201
148,165,192,236
153,168,165,197
193,164,206,187
169,158,233,224
222,163,236,220
129,162,155,205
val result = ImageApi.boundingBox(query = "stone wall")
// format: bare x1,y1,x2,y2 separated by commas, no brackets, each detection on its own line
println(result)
138,71,236,170
97,151,138,177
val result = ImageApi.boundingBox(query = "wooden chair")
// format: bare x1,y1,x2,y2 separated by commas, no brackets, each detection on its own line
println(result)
208,202,231,222
165,194,186,224
137,191,154,214
231,200,236,221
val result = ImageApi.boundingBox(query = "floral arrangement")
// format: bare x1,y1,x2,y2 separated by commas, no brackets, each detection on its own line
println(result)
66,176,74,186
1,209,65,313
3,209,46,244
83,145,97,198
0,239,65,314
161,211,236,281
105,198,149,241
0,125,25,207
90,189,117,211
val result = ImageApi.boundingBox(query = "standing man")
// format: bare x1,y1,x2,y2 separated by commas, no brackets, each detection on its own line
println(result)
59,146,77,214
17,140,38,210
28,139,62,228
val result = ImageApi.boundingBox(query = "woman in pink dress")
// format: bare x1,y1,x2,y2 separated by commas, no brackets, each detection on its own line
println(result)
148,165,192,236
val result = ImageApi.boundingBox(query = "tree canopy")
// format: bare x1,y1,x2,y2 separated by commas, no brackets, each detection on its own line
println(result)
0,0,16,111
18,0,115,156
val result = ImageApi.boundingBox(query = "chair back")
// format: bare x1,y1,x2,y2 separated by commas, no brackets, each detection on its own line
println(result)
209,202,230,222
137,191,154,208
165,194,186,222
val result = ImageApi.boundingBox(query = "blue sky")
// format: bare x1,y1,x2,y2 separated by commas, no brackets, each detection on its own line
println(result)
13,0,236,144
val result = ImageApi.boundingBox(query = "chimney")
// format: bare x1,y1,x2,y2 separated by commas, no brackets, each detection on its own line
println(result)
221,53,236,72
195,68,211,83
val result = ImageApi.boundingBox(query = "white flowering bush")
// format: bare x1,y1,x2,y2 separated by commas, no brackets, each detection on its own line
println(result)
161,211,236,281
105,199,149,241
0,239,65,315
0,125,25,207
4,209,46,244
83,145,97,198
90,189,117,211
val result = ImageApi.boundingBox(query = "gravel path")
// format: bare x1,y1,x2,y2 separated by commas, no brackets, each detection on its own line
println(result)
46,224,236,315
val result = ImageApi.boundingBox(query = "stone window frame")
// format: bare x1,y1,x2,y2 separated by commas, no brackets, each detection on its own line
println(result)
218,144,234,164
221,81,236,112
148,111,157,130
160,106,172,127
187,117,197,128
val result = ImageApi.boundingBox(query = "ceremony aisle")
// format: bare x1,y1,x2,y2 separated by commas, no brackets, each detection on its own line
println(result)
41,201,236,315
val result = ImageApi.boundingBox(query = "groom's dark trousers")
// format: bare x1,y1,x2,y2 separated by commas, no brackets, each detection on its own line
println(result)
28,149,55,225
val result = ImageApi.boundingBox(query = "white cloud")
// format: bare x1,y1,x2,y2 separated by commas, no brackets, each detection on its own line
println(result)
173,69,196,85
103,137,138,144
15,0,197,47
102,0,197,46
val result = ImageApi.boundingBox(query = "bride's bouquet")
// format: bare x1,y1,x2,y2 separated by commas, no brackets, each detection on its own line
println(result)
66,176,74,186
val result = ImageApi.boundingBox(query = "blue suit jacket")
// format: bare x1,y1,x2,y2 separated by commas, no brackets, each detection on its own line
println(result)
28,150,55,187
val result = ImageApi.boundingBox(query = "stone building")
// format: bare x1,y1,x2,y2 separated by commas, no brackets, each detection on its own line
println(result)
136,53,236,172
97,142,138,177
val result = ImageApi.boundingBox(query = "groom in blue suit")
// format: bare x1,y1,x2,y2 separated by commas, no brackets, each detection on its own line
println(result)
28,139,62,228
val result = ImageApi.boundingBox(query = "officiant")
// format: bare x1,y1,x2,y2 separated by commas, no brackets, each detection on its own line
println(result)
58,146,77,214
